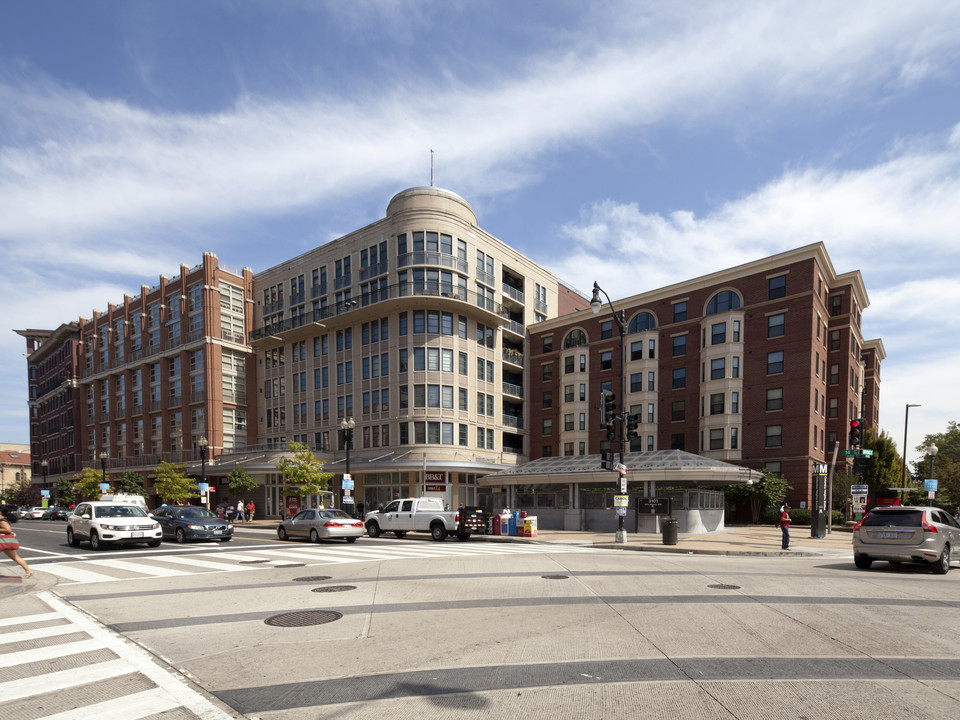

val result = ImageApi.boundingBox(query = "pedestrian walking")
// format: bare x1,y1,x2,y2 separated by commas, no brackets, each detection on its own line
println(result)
779,503,791,550
236,499,245,522
0,515,32,578
357,501,365,520
246,500,255,522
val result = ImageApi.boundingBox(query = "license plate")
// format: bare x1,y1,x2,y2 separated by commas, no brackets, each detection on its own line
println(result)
213,530,222,535
132,531,144,538
881,532,899,539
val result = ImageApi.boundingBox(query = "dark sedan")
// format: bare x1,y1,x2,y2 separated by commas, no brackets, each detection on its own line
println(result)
151,506,233,543
41,506,70,520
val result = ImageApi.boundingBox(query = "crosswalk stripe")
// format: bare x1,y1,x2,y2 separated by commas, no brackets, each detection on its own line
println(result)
0,611,59,628
35,563,119,583
145,555,249,572
40,687,182,720
0,637,104,668
102,558,193,577
0,623,80,646
0,657,132,701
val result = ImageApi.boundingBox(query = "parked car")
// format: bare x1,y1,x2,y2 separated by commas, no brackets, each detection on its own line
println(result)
28,506,46,519
853,506,960,574
0,504,19,523
67,501,162,550
41,506,70,520
278,508,363,543
150,506,233,543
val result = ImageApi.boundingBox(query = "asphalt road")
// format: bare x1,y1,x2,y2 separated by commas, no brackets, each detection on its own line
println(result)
5,531,960,720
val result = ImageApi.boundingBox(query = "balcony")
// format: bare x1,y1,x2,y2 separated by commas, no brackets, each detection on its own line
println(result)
189,390,205,404
359,259,389,278
503,320,525,337
333,274,352,291
502,284,525,304
222,388,247,405
397,252,468,275
184,328,204,343
311,282,327,298
502,381,524,398
502,414,524,430
476,269,495,287
169,395,182,408
263,299,284,315
502,348,524,367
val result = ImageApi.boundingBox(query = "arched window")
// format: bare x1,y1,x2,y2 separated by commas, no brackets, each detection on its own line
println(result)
563,329,588,348
628,312,657,333
706,290,741,315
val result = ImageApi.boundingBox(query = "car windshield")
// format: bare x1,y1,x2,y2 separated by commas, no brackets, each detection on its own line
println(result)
861,510,923,527
94,505,148,518
177,508,216,519
319,510,353,519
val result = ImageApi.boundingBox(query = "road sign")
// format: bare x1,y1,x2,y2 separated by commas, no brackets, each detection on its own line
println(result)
851,484,869,493
614,495,629,507
861,449,874,457
615,463,628,474
619,477,627,494
925,479,938,492
842,450,857,457
342,478,354,490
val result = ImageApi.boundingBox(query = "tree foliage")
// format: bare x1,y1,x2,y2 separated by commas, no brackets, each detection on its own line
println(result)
57,477,75,506
724,471,791,523
915,421,960,510
116,471,147,497
276,442,333,499
152,461,199,505
862,428,901,488
73,467,105,501
227,467,259,497
9,476,37,506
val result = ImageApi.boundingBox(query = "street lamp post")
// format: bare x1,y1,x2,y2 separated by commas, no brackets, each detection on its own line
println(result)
340,417,355,511
926,444,938,507
98,451,109,490
198,436,208,509
41,460,49,505
590,281,628,544
901,403,920,505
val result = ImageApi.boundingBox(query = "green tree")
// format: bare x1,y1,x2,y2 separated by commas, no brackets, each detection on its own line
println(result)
153,461,199,505
724,471,791,523
862,428,901,488
73,467,105,501
116,471,148,497
276,442,333,500
915,421,960,510
227,467,259,497
10,476,37,507
57,477,75,506
831,466,856,520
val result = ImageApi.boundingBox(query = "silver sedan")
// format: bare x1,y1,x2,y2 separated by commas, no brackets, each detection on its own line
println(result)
277,508,363,543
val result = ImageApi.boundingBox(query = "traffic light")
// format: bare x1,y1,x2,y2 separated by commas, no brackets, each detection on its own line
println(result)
626,413,640,437
848,419,862,448
600,451,615,471
602,390,617,424
853,455,868,475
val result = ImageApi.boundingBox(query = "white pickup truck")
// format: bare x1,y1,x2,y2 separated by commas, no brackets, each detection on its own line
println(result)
364,497,481,541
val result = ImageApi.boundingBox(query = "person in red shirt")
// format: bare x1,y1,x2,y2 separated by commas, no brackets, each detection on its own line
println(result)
779,504,791,550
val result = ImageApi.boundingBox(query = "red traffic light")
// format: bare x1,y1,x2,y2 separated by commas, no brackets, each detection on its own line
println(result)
849,420,860,429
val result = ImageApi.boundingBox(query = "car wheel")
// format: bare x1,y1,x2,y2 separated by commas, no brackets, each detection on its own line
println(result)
310,529,320,543
147,539,161,548
175,528,186,544
393,531,406,538
932,545,950,575
854,554,872,569
67,527,81,548
89,531,103,551
345,537,358,543
456,532,470,541
430,523,448,542
366,522,381,538
278,526,288,541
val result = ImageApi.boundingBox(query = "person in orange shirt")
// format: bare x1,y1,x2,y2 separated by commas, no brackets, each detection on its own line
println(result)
779,504,791,550
246,500,255,522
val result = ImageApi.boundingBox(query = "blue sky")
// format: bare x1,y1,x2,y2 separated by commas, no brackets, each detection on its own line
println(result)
2,1,958,472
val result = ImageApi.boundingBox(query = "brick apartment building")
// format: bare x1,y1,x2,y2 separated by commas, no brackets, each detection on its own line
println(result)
527,242,883,510
18,253,256,504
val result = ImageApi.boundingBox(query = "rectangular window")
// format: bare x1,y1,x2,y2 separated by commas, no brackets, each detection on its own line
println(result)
767,313,785,338
710,358,725,380
710,393,724,415
600,351,613,370
630,341,643,361
542,363,553,381
709,429,724,450
830,295,842,317
766,388,783,411
828,397,839,418
600,320,612,340
731,391,739,413
711,323,726,345
672,368,686,389
730,427,739,450
672,335,686,356
829,364,839,384
768,275,786,299
630,373,642,392
765,425,783,448
543,391,553,409
542,418,552,436
767,351,784,374
673,301,687,322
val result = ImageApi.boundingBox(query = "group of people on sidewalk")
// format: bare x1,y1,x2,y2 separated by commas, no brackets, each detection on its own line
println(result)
216,499,256,522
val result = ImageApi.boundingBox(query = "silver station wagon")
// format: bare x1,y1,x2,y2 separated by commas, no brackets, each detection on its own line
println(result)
853,506,960,574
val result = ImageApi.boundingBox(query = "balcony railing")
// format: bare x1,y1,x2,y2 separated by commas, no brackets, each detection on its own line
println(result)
502,414,524,429
504,320,525,336
502,284,525,304
359,259,390,278
502,381,524,398
251,280,509,342
502,348,524,367
222,389,247,405
333,273,352,291
397,251,468,275
311,282,327,298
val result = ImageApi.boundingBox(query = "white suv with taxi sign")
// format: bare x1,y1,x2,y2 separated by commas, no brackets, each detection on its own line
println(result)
67,501,162,550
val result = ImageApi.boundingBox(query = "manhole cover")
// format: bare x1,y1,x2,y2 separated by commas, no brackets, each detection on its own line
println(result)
264,610,343,627
274,563,305,568
542,575,569,580
293,576,333,582
240,560,269,564
707,584,741,590
312,585,356,593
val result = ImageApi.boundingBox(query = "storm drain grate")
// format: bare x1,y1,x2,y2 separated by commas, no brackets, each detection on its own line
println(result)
265,610,343,627
707,584,741,590
312,585,356,593
542,575,569,580
293,576,333,582
240,559,270,564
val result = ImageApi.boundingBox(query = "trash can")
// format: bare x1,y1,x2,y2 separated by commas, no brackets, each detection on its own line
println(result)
661,518,678,545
